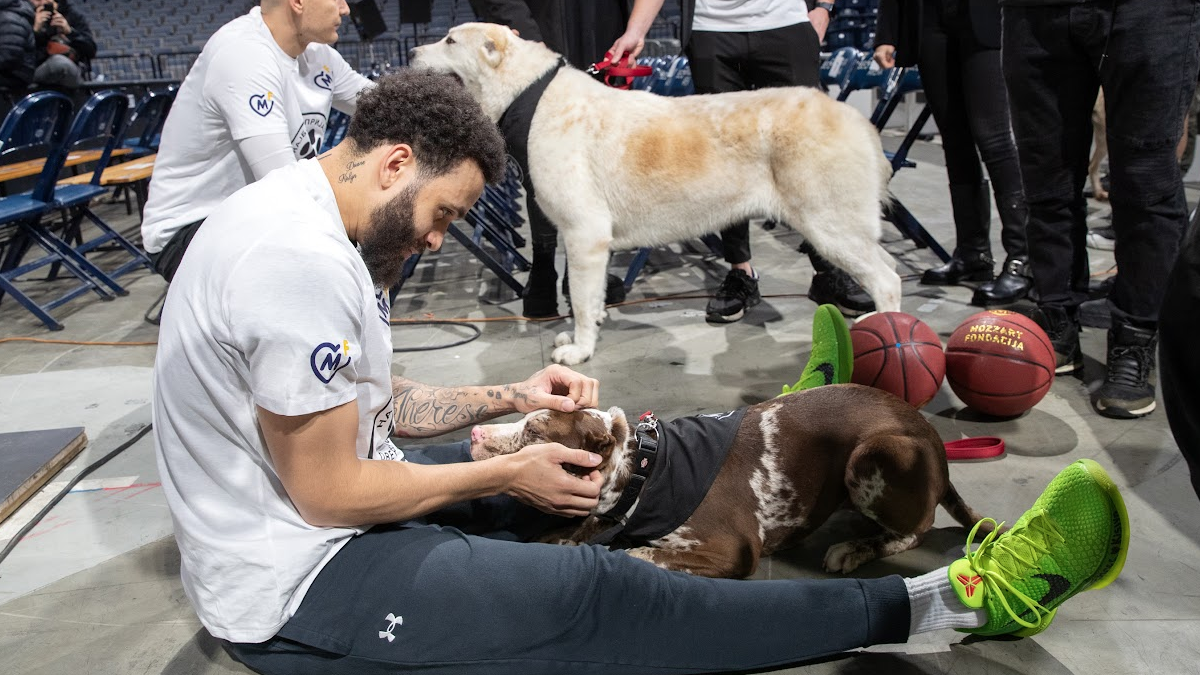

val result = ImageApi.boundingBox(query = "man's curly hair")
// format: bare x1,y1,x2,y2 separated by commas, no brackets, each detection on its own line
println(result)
348,70,507,184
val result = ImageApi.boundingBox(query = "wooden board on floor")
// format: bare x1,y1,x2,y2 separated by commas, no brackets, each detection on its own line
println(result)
0,427,88,524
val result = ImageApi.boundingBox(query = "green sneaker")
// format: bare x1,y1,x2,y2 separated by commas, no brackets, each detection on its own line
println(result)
781,304,853,395
949,459,1130,637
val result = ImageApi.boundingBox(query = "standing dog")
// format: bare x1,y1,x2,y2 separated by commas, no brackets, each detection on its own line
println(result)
410,24,902,365
469,384,988,578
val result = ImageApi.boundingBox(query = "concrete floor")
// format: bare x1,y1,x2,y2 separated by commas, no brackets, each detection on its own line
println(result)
1,132,1198,675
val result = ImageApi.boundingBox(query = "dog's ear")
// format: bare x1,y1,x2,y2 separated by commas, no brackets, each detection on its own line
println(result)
606,407,629,451
481,27,510,69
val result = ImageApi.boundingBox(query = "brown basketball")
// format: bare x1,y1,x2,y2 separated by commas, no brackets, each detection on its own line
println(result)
945,310,1056,417
850,312,945,408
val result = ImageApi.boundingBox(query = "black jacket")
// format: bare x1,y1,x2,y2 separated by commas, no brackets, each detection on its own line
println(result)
34,0,96,64
875,0,1001,67
0,0,35,92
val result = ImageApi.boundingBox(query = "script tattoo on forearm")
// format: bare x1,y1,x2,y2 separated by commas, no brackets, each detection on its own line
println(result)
392,382,490,435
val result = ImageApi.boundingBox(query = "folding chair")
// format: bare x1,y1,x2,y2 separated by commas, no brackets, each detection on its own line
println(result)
0,91,151,330
868,66,950,262
833,55,950,262
324,109,351,150
0,91,113,331
122,89,176,157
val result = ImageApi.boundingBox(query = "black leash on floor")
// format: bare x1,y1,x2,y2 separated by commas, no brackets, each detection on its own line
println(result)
0,424,154,570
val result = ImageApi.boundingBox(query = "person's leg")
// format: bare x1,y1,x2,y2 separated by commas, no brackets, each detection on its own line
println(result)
221,457,1131,674
1160,207,1200,500
740,22,876,317
954,3,1031,306
688,31,763,322
1002,3,1097,372
229,523,912,675
1094,0,1200,418
521,172,563,318
916,0,994,288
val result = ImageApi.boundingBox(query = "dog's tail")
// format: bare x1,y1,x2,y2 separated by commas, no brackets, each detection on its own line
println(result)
941,482,995,534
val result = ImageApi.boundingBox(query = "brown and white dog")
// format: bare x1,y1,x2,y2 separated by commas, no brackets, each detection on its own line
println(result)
470,384,987,578
410,24,902,365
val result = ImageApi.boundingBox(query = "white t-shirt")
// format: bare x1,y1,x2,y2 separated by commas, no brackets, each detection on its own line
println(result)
693,0,811,33
152,158,401,643
141,7,372,253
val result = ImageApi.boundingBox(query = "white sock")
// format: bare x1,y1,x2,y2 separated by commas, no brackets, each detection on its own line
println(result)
905,567,988,635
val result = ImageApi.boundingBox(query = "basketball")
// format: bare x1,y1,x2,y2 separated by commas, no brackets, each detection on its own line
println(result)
850,312,945,408
944,310,1056,417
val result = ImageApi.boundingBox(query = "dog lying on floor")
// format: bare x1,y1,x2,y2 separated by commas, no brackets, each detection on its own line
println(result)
469,384,987,578
410,24,902,365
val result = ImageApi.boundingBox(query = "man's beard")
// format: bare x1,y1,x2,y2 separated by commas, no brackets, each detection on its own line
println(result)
358,180,426,289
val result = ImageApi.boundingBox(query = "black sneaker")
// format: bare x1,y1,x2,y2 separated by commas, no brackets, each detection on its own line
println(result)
706,269,761,323
1033,305,1084,374
808,268,876,317
1094,322,1158,419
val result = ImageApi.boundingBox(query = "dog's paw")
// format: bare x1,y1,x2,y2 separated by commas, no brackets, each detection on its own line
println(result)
823,542,871,574
552,342,593,365
554,331,574,348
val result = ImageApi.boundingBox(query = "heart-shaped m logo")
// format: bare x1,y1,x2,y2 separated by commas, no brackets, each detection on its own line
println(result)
248,91,275,117
310,341,352,384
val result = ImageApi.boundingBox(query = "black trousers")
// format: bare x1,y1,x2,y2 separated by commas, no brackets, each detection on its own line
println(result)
225,442,911,675
1160,207,1200,501
686,22,821,266
1002,0,1200,326
918,0,1025,258
146,219,203,283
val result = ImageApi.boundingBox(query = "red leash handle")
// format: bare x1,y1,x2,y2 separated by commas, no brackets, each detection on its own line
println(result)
944,437,1006,461
589,52,653,90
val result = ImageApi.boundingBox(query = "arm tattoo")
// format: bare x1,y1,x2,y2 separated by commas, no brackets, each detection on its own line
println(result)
391,380,491,436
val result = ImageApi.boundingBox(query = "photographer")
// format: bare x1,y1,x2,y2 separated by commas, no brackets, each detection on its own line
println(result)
31,0,95,90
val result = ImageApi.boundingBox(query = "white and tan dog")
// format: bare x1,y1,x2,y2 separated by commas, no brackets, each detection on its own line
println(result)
411,24,902,365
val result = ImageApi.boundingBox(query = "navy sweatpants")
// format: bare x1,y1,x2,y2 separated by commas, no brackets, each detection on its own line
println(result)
224,441,911,674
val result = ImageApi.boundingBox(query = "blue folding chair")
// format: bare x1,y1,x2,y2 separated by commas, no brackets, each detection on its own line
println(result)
819,47,862,90
324,109,351,150
122,88,176,157
0,90,150,330
868,66,949,262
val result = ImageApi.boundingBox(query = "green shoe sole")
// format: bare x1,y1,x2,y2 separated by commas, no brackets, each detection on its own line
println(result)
1077,458,1130,591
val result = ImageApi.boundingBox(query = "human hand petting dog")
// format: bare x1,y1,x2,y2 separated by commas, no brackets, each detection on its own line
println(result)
503,443,603,517
511,365,599,413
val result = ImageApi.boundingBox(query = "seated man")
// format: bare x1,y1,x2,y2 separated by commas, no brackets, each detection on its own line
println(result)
141,0,373,281
154,70,1129,675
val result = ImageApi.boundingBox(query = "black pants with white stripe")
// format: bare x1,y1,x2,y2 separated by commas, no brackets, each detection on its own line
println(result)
224,440,911,675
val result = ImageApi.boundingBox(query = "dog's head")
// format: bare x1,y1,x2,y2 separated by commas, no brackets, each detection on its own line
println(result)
470,407,631,478
408,23,561,121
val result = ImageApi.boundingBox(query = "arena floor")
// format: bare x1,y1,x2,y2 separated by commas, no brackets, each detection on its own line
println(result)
1,132,1198,674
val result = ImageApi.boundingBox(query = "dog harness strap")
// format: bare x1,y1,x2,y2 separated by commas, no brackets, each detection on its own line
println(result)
944,436,1006,461
497,58,565,182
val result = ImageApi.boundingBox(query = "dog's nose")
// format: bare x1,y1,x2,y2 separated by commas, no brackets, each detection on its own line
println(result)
470,426,484,443
407,48,418,61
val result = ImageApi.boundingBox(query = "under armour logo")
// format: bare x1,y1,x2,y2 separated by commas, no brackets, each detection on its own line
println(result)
379,612,403,642
957,573,983,598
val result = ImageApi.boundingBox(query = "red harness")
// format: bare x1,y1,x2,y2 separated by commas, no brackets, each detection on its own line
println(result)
588,52,653,90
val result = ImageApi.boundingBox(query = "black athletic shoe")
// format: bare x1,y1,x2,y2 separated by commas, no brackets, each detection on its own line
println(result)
808,268,876,317
1033,305,1084,374
1094,322,1158,419
706,269,761,323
